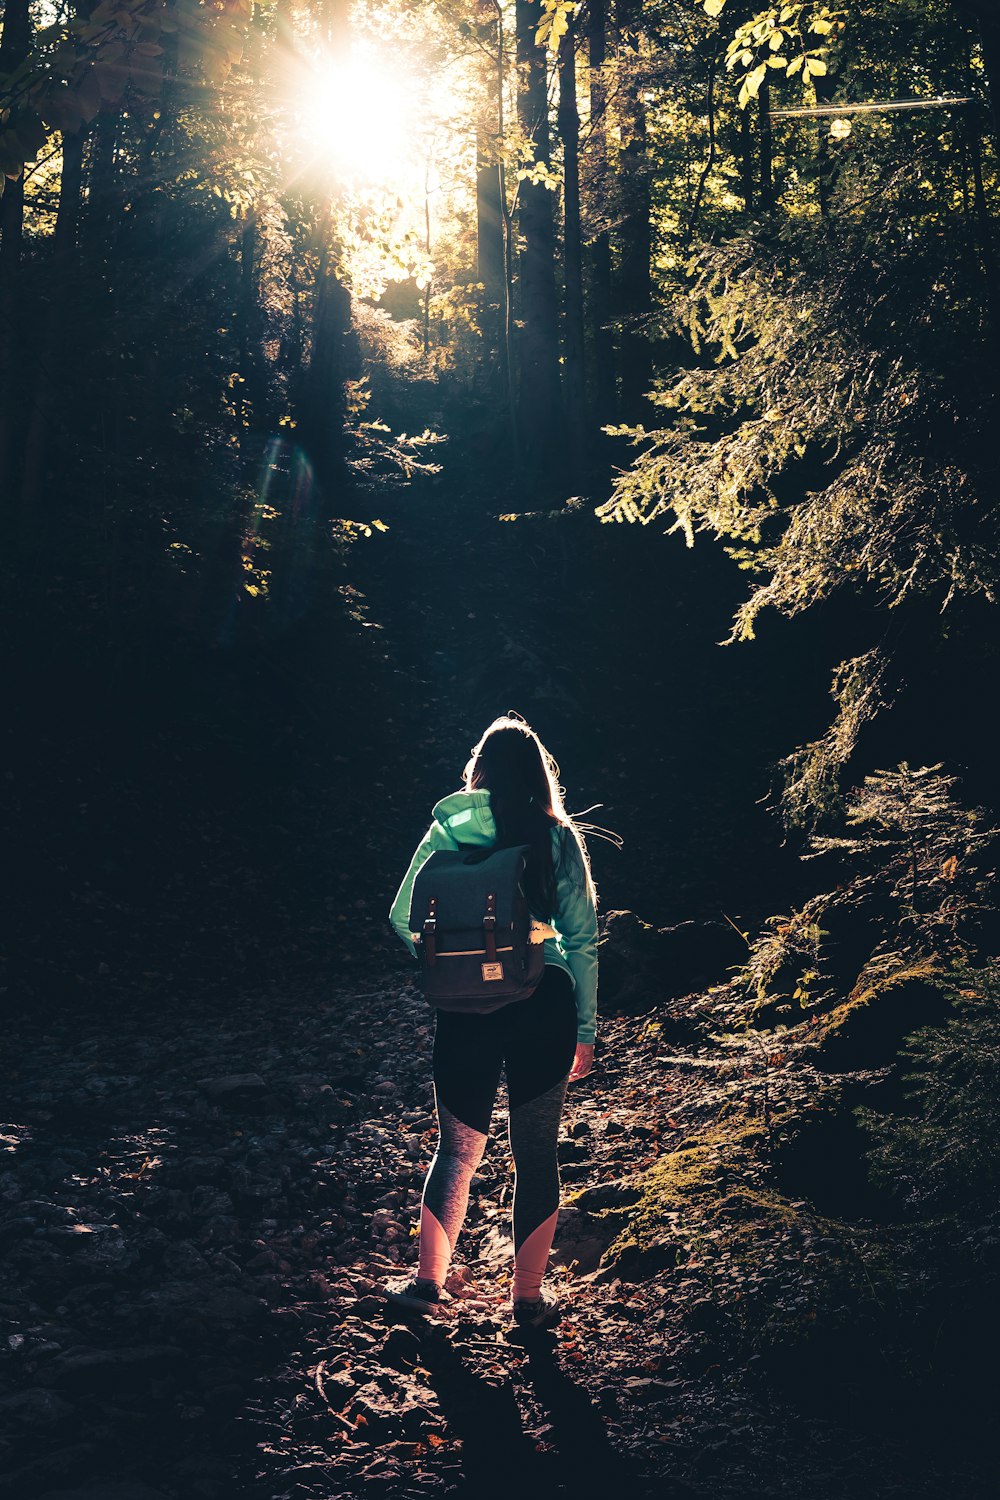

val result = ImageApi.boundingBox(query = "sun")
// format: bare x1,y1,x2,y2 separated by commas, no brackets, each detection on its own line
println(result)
292,43,419,187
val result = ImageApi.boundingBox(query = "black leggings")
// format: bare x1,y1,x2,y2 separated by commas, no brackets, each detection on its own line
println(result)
416,965,578,1300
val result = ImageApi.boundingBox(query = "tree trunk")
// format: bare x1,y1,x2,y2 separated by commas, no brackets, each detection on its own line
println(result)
53,128,86,253
587,0,615,424
83,107,123,290
476,7,505,384
616,0,653,418
0,0,33,515
300,229,353,501
476,126,505,311
978,10,1000,145
16,123,90,551
0,0,30,269
739,95,755,212
953,2,1000,145
814,67,837,219
686,43,718,242
758,74,774,213
297,0,356,517
558,17,586,474
238,211,269,444
515,0,563,488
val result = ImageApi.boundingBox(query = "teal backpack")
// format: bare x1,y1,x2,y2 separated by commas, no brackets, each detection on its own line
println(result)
408,842,546,1012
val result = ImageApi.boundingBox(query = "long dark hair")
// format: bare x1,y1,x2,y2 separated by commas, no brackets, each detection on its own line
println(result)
460,713,600,924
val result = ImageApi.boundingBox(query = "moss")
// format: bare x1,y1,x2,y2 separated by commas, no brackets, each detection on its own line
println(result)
821,957,945,1039
597,1102,902,1353
601,1110,775,1268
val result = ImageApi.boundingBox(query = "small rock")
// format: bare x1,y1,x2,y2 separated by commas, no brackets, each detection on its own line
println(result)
196,1074,267,1098
0,1387,74,1424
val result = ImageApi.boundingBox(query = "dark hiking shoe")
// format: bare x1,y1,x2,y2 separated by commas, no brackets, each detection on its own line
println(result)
510,1289,562,1331
382,1274,452,1317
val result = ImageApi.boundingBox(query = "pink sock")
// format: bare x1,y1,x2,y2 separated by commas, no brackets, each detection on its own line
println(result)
512,1207,559,1301
417,1203,452,1286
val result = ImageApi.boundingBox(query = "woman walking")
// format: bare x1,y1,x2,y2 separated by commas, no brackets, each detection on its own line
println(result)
381,714,601,1332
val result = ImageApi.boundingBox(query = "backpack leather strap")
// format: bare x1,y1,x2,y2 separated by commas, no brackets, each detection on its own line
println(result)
422,896,438,966
483,891,497,962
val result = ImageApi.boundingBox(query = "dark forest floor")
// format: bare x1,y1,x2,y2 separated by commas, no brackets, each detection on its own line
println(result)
4,464,997,1498
3,960,995,1500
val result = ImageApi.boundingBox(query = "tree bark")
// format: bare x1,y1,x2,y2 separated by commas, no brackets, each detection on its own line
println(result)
476,79,507,407
0,0,33,513
978,10,1000,144
0,0,30,269
476,125,505,316
300,228,353,501
82,107,123,290
739,92,755,212
297,0,356,515
558,17,586,473
758,74,774,214
686,43,718,242
238,211,269,445
587,0,615,423
953,2,1000,145
16,123,91,549
515,0,563,487
616,0,653,418
53,127,86,253
475,5,505,375
814,66,837,220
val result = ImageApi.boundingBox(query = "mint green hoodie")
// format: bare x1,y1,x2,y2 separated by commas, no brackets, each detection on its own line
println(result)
388,789,598,1045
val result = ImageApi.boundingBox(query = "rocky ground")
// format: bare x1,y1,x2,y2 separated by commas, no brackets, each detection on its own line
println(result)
4,927,996,1500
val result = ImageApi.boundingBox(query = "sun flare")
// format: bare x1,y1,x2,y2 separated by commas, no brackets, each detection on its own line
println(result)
293,45,419,186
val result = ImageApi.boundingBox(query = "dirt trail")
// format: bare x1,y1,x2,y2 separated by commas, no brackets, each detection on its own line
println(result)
5,957,988,1500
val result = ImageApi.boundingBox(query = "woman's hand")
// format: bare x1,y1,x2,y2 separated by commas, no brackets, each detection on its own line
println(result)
568,1043,594,1082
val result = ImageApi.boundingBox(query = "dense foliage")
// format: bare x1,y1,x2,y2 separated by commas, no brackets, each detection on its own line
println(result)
859,958,1000,1209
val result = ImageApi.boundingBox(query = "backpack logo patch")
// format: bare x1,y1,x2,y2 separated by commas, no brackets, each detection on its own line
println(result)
481,962,504,981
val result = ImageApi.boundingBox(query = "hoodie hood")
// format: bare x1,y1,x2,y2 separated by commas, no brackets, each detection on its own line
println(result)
431,788,497,847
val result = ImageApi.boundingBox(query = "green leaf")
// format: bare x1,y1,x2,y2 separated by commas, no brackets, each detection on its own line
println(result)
745,61,768,98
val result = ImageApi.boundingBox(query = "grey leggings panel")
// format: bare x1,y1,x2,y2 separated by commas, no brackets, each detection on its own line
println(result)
421,1097,488,1249
507,1074,570,1252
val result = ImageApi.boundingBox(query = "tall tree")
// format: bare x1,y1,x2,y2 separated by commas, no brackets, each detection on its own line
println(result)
475,3,507,394
0,0,30,269
0,0,33,511
515,0,563,483
757,72,774,213
558,15,586,471
297,0,355,508
954,0,1000,145
616,0,653,416
587,0,615,422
